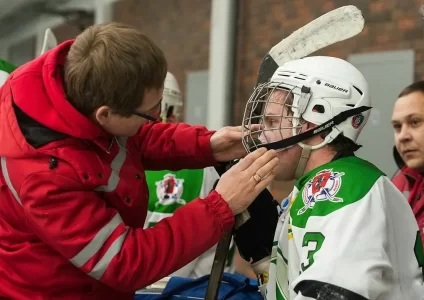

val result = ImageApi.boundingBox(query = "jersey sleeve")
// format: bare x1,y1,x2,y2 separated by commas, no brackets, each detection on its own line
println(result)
290,176,395,300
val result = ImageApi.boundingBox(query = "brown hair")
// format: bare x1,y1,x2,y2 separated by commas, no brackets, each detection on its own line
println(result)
64,22,167,116
398,80,424,98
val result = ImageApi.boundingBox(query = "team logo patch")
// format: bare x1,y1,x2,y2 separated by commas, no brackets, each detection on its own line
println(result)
352,113,364,129
298,169,345,215
155,174,186,206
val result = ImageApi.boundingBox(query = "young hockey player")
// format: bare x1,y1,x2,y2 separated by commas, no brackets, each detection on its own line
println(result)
144,72,235,279
237,56,424,299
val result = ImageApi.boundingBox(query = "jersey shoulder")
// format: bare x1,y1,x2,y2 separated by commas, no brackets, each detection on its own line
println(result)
291,156,384,228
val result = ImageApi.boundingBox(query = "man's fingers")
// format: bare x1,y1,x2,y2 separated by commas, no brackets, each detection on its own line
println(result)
228,125,242,132
241,124,261,135
245,149,277,175
254,172,276,194
252,156,279,181
223,127,243,141
227,124,261,136
248,124,261,132
237,148,268,170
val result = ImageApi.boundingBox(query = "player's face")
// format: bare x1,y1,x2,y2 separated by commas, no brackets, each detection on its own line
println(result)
96,88,163,137
392,92,424,172
259,90,302,180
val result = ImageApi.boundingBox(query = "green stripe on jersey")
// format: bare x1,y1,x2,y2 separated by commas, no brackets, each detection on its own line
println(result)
0,59,16,74
291,156,383,228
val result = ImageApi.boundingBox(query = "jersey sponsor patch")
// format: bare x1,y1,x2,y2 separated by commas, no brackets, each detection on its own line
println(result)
298,169,345,215
155,173,186,206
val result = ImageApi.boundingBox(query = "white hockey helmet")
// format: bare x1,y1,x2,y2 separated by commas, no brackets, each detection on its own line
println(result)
242,56,371,178
161,72,183,122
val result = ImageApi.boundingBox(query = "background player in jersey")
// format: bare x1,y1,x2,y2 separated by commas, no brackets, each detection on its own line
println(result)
391,80,424,243
0,58,16,87
236,56,424,299
144,72,235,280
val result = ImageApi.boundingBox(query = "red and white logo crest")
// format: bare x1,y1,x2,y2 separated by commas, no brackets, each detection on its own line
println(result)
155,174,185,206
298,169,345,215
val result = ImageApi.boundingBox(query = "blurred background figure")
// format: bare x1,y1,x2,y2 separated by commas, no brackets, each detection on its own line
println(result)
0,58,16,86
144,72,235,280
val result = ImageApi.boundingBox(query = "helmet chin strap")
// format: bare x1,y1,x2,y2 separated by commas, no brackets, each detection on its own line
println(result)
293,126,341,179
294,144,312,179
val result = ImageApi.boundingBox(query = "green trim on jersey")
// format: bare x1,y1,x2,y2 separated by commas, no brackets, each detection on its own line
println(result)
145,169,204,227
291,156,384,229
0,59,17,74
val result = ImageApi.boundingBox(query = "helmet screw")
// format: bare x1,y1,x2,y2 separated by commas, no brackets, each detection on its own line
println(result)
316,80,321,85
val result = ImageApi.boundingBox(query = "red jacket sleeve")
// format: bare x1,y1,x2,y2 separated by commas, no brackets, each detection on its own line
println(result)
135,121,218,170
19,172,234,291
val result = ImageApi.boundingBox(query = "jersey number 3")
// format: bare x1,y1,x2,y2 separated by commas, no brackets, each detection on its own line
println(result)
301,232,325,272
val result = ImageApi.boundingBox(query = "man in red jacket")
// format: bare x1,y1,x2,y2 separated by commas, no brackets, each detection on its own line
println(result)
392,80,424,243
0,22,279,299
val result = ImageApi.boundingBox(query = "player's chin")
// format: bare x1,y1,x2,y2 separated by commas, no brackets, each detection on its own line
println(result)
275,167,294,181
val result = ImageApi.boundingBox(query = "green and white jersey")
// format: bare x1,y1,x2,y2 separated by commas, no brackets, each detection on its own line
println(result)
0,58,16,87
266,156,424,300
144,167,235,279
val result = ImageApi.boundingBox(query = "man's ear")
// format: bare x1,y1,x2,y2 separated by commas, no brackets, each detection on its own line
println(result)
94,106,112,125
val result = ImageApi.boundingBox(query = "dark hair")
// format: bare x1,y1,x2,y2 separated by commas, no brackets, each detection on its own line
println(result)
398,80,424,98
324,133,361,153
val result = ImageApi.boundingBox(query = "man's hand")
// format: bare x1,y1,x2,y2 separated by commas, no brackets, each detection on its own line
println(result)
215,148,278,215
210,125,260,162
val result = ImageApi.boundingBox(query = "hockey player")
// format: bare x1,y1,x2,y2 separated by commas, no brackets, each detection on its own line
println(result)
144,72,235,279
237,56,424,299
0,58,16,86
0,23,279,299
391,81,424,244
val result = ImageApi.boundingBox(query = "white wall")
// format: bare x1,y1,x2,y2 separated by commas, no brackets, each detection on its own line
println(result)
0,0,117,61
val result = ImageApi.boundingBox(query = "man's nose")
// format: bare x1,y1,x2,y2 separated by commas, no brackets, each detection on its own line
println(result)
398,125,412,142
258,130,268,144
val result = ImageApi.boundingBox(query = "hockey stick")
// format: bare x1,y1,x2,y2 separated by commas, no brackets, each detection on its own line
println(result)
256,5,364,86
205,5,364,300
40,28,58,55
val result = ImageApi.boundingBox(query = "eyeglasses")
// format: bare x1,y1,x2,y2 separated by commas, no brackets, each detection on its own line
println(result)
132,111,158,122
133,98,163,122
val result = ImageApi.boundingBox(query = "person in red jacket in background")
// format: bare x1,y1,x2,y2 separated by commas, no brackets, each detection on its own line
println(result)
0,22,279,300
392,80,424,242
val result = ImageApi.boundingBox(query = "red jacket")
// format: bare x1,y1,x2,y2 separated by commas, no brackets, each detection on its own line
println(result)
0,40,234,299
392,147,424,243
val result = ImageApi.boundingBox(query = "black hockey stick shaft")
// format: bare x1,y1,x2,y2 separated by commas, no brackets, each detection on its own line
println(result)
204,230,233,300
